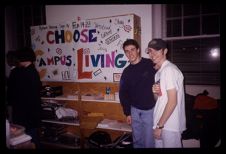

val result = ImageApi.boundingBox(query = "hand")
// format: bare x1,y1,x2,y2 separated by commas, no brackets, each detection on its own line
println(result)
153,128,162,139
126,115,132,125
152,83,162,96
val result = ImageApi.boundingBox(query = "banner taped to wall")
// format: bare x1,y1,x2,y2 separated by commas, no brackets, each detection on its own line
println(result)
30,14,140,82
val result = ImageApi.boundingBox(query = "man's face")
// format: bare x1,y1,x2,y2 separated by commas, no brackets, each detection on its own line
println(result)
124,45,140,64
147,48,166,68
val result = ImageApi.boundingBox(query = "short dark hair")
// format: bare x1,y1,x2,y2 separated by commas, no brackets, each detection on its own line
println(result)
17,47,36,62
123,39,140,50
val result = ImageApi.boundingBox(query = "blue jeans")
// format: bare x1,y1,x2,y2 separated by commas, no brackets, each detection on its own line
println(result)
131,106,154,148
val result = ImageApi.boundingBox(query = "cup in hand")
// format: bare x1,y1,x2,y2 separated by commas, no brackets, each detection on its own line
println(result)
152,80,162,96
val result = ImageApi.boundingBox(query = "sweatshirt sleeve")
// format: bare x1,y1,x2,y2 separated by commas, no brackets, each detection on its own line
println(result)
119,73,131,116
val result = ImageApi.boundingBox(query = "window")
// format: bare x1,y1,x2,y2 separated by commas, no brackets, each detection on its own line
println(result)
167,37,220,85
164,4,220,85
165,4,220,37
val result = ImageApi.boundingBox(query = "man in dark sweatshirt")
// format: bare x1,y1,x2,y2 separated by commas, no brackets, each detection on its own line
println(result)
119,39,156,148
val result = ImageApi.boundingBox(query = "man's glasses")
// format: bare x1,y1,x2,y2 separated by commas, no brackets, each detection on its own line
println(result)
145,48,152,54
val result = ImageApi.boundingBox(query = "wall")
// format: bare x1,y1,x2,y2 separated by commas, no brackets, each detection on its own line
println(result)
185,85,220,99
45,5,221,99
5,5,154,77
5,5,219,99
45,5,152,58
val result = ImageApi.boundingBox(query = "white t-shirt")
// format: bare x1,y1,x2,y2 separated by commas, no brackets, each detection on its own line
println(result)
153,60,186,132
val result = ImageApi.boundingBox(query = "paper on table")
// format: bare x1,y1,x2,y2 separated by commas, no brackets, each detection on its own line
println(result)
10,134,32,146
97,119,132,132
97,119,116,128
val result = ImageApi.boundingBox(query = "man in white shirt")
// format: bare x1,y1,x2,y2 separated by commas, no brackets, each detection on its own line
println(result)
146,38,186,148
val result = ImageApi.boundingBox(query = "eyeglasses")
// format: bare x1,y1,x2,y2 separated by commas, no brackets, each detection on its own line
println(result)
145,48,152,54
145,48,163,54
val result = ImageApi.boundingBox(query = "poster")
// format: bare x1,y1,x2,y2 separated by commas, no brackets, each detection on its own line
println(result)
31,22,76,81
31,14,141,82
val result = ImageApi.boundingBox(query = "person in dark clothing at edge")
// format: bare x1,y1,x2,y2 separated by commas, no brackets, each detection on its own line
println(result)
119,39,156,148
7,47,42,149
6,50,20,121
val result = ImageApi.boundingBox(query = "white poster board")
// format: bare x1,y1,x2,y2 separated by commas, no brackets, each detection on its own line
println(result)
31,14,140,82
31,22,76,81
